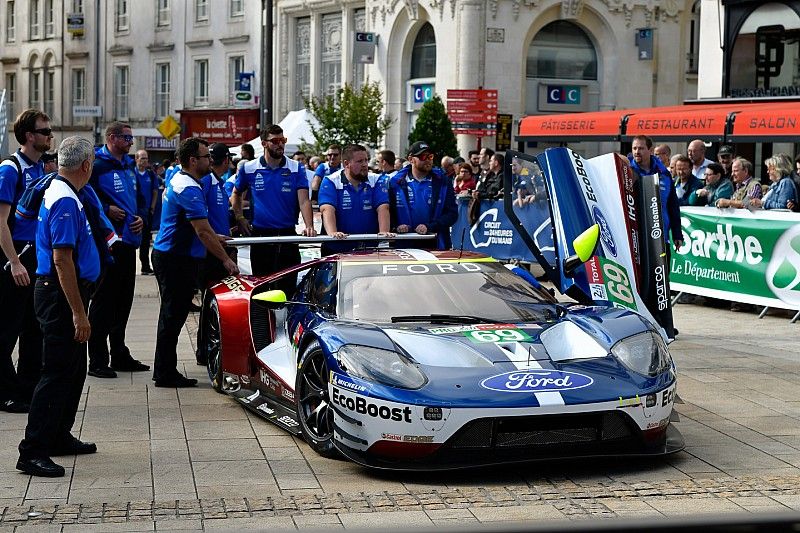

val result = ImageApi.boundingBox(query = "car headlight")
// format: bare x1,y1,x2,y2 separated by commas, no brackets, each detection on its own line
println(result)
337,345,427,390
611,331,672,377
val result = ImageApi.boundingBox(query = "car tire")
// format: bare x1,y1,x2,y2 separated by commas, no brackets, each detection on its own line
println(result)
203,296,224,394
296,340,338,458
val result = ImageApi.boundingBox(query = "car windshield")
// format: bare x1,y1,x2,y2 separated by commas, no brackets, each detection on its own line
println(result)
337,260,557,323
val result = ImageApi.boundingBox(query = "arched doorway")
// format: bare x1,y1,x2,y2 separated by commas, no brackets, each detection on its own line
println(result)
405,22,436,142
524,20,599,115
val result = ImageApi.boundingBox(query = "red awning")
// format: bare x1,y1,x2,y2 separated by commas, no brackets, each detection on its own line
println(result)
518,110,630,141
728,102,800,141
622,104,740,142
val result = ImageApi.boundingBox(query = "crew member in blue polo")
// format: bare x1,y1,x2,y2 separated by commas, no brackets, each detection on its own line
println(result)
309,144,341,202
387,141,458,250
230,124,316,296
152,137,239,388
17,136,100,478
318,144,392,256
87,121,148,378
0,109,51,413
134,149,159,275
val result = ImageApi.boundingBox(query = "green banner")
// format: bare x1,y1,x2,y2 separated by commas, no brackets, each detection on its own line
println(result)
670,207,800,310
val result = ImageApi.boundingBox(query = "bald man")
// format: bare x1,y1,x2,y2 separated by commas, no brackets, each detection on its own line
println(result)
687,139,714,181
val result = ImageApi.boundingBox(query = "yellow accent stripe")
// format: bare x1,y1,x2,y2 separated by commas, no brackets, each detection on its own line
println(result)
344,258,498,266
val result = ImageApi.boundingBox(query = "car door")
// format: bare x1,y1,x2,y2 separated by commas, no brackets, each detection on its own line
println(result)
503,148,667,335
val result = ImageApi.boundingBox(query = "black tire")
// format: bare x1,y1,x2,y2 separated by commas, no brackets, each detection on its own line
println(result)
204,296,224,394
295,340,338,457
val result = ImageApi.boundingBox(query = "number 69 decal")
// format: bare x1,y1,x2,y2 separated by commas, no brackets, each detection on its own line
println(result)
464,329,531,343
602,261,634,305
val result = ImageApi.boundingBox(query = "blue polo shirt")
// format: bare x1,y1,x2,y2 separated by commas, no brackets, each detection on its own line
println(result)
201,172,231,235
313,162,341,185
36,178,101,282
234,156,306,230
0,150,45,242
135,167,157,218
407,177,433,228
153,171,209,259
319,171,388,233
90,146,141,247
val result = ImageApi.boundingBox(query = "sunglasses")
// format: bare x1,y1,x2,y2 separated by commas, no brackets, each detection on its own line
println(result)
266,137,287,145
115,134,134,142
33,128,53,136
414,153,434,161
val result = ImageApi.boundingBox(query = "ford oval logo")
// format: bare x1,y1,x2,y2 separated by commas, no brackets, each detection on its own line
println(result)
592,206,617,257
480,370,594,393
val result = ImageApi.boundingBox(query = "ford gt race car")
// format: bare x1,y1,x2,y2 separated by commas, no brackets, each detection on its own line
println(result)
200,147,683,469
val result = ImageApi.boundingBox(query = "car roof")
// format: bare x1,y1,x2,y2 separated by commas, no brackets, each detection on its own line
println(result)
333,249,494,263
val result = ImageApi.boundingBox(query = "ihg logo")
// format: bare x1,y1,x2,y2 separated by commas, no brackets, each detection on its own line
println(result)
766,225,800,306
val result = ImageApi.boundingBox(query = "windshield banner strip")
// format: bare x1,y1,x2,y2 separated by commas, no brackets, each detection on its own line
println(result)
344,258,498,266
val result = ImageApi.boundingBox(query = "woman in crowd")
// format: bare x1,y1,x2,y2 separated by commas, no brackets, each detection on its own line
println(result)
751,154,798,210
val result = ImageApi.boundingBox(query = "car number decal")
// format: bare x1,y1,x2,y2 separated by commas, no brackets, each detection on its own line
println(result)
585,256,638,310
428,324,516,335
463,328,531,343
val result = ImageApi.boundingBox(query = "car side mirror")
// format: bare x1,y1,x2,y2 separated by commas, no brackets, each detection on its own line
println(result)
252,289,288,308
563,224,599,276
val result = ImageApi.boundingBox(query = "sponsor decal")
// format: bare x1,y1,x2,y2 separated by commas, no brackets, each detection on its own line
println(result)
661,386,675,407
381,262,485,276
281,388,295,401
571,150,597,203
240,375,250,385
291,323,304,347
654,264,668,311
585,256,637,310
428,324,516,335
592,206,617,257
277,415,299,428
648,195,662,240
463,328,531,343
332,387,412,423
256,403,275,415
222,276,246,291
646,418,669,430
330,372,369,394
766,225,800,307
242,390,260,404
381,433,402,441
403,435,434,443
423,407,443,421
480,370,593,393
470,208,514,248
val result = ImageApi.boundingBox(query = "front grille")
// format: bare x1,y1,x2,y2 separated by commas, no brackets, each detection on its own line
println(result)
449,411,635,450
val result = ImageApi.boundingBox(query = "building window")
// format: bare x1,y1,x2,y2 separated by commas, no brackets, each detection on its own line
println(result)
29,71,40,109
194,59,209,106
228,55,244,104
6,1,15,42
4,73,15,119
44,0,54,37
295,17,310,109
352,8,366,91
230,0,243,17
155,62,170,117
410,23,436,79
156,0,169,27
43,57,54,117
114,65,129,119
320,12,342,97
29,0,40,39
527,20,597,80
195,0,208,22
72,0,83,12
116,0,128,32
71,68,86,123
687,1,701,74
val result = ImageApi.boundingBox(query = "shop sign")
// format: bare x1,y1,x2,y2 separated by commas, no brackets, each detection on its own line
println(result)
179,108,260,145
144,137,178,150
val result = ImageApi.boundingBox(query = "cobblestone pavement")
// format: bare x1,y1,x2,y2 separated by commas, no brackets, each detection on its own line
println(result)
2,273,800,531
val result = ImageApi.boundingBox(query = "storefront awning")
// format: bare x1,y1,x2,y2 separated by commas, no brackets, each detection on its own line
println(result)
517,100,800,143
728,102,800,141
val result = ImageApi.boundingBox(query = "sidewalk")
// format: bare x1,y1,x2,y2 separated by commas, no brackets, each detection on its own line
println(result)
2,272,800,531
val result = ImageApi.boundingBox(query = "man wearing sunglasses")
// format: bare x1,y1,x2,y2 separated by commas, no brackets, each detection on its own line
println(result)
231,124,316,296
309,144,342,202
87,122,148,378
386,141,457,250
0,109,52,413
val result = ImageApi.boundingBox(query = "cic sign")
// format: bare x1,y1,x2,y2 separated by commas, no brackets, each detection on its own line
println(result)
406,79,435,112
537,83,590,112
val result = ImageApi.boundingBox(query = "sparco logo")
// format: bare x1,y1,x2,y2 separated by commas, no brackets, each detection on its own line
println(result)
649,195,662,240
765,225,800,306
592,206,617,257
481,370,593,393
654,265,668,311
571,151,597,203
332,387,412,422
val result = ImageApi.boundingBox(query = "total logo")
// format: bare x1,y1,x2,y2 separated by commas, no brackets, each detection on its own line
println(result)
331,387,412,423
592,206,617,257
766,225,800,307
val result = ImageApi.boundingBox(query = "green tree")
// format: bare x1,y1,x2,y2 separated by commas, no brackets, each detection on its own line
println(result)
303,82,394,153
407,95,458,160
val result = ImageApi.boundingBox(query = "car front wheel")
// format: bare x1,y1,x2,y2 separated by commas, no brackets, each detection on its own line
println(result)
204,296,224,394
296,340,338,457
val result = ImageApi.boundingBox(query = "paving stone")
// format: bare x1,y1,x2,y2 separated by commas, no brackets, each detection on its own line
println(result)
469,504,565,521
203,516,294,530
338,510,433,529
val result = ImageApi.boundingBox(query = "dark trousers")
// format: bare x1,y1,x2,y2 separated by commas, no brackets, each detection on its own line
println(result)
152,250,201,381
139,220,153,271
88,242,136,369
250,227,300,297
0,241,42,403
19,277,89,460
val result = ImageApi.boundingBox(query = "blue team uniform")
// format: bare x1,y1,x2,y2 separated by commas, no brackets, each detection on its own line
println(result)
153,172,209,259
0,150,45,242
135,167,158,220
313,162,341,186
90,146,141,247
318,170,389,253
201,172,231,236
234,156,307,230
36,178,101,283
